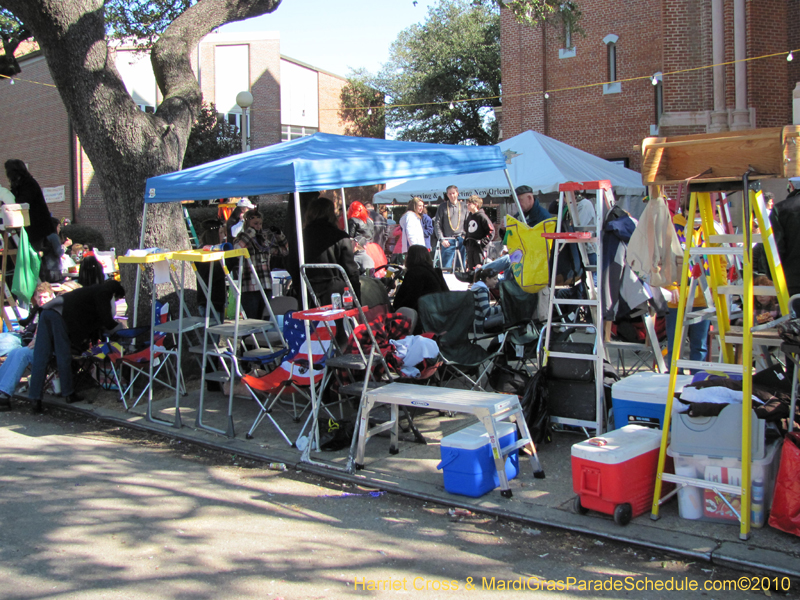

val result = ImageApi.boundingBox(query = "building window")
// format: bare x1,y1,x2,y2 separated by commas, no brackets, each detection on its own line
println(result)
138,104,155,114
603,34,620,94
559,20,576,59
281,125,318,142
652,72,663,135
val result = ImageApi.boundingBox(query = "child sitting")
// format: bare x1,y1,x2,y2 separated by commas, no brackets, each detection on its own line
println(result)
472,268,504,333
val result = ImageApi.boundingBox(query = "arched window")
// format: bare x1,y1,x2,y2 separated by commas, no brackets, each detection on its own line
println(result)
603,34,620,94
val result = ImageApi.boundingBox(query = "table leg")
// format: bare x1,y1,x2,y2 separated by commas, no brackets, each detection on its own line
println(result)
355,398,375,469
478,413,513,498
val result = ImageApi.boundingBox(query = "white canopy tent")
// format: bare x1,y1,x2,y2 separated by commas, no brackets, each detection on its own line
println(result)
373,130,648,217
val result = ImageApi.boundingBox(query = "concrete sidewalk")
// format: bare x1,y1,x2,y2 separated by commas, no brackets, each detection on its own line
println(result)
19,381,800,579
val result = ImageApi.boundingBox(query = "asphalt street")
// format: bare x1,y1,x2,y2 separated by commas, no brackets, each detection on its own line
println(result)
0,407,795,600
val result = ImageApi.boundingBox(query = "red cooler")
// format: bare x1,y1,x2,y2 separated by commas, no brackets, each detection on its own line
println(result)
571,425,673,525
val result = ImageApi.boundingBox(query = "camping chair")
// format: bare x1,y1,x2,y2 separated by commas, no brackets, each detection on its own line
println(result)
498,278,540,372
98,302,185,410
417,291,505,391
241,311,337,443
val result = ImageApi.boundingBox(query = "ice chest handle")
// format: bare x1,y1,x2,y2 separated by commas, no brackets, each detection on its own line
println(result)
1,203,30,228
578,437,608,497
436,440,519,471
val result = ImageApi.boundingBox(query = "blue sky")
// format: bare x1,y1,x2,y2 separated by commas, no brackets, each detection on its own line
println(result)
221,0,439,77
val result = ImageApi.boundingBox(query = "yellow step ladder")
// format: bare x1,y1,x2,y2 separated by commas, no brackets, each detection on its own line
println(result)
650,185,788,540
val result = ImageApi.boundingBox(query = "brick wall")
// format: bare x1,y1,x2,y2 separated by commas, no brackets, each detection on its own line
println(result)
500,0,799,174
0,53,75,224
248,39,282,148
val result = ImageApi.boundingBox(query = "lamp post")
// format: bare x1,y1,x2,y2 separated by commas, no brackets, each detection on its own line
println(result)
235,91,254,153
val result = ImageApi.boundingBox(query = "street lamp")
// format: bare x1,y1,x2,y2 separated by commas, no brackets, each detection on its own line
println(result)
235,90,254,153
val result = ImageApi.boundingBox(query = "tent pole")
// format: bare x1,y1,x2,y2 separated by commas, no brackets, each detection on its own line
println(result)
504,169,525,218
133,202,149,328
293,190,309,311
340,187,348,234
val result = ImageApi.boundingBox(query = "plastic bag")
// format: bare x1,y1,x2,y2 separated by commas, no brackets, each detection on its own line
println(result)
504,215,556,293
768,432,800,536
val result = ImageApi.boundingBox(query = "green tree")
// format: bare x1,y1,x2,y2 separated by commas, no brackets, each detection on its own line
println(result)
0,0,579,315
183,102,242,169
375,0,501,146
339,69,385,139
0,8,30,77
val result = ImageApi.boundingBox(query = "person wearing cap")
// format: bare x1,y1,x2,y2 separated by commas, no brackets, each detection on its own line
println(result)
470,185,551,282
433,185,468,269
226,197,255,241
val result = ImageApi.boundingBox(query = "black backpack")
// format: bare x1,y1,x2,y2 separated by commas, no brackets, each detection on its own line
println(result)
520,368,552,445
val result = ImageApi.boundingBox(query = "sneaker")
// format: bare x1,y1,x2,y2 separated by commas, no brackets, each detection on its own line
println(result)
454,270,474,283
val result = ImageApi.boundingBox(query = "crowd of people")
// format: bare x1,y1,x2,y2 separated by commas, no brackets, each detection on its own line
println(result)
0,159,126,412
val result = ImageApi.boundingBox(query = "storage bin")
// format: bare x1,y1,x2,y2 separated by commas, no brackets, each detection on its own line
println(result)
671,403,766,460
1,203,30,228
437,421,518,497
571,425,673,524
667,439,782,527
611,372,693,430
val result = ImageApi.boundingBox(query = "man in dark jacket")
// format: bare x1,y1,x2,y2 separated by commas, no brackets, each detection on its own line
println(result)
303,197,361,305
769,189,800,296
27,280,125,412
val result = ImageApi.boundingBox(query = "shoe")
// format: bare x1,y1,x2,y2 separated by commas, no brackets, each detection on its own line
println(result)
0,392,10,412
31,399,43,414
454,270,474,283
64,392,85,404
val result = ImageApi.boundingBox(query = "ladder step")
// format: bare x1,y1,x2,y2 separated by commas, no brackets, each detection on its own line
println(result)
547,350,599,361
718,285,776,296
204,372,231,382
707,233,762,244
689,247,743,256
661,472,743,496
339,380,387,396
674,360,744,374
553,298,598,306
326,354,369,370
501,438,531,456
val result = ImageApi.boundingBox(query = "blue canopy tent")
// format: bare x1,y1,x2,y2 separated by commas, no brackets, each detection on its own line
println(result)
142,132,510,309
141,133,509,464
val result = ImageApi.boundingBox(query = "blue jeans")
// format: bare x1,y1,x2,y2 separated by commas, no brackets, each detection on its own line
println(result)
0,346,33,396
666,307,710,370
483,254,512,279
438,237,466,270
28,310,74,400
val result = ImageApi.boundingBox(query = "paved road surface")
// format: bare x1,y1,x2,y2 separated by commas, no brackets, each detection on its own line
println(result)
0,408,794,599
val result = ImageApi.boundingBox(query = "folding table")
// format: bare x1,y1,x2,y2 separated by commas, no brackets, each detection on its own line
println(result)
355,382,545,497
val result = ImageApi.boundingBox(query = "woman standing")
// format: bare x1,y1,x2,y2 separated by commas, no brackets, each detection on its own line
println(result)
399,197,426,256
4,159,55,250
233,209,289,319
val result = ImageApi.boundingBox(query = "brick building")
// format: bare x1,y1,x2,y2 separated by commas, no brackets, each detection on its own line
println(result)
0,31,355,240
500,0,800,174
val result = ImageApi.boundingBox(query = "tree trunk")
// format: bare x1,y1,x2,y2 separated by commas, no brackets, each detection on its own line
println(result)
0,0,281,320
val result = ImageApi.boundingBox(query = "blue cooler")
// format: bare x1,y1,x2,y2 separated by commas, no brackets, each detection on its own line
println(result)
437,421,519,497
611,372,693,430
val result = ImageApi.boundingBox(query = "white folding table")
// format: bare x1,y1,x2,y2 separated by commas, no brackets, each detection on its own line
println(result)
355,382,545,497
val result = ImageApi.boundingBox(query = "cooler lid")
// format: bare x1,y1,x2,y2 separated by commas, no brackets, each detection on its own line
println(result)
571,425,663,464
611,372,694,404
441,421,516,450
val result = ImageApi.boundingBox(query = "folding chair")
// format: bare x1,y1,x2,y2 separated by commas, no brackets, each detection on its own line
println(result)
498,278,541,372
418,291,506,391
100,302,185,410
241,311,336,443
